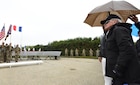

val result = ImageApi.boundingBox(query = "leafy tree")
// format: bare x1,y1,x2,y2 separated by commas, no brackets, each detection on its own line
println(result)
29,37,100,56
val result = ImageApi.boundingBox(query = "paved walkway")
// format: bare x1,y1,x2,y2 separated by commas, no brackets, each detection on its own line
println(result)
0,58,104,85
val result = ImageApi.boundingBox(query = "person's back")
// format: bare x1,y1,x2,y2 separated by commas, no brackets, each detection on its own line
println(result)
14,45,20,62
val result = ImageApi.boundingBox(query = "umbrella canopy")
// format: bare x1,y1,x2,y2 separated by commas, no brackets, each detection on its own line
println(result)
84,0,140,27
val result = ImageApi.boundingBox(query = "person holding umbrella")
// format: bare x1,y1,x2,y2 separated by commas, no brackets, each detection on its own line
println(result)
100,14,140,85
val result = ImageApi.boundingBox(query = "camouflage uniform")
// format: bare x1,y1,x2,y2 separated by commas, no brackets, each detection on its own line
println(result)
9,43,13,62
1,42,5,62
6,43,12,63
0,45,3,62
14,45,20,62
5,44,9,63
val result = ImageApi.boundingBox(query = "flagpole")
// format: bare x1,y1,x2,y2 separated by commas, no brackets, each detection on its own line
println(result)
10,33,12,43
4,24,12,44
19,26,22,48
10,25,12,43
20,31,22,48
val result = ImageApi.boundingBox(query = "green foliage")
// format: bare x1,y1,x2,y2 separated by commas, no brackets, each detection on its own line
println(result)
28,37,100,56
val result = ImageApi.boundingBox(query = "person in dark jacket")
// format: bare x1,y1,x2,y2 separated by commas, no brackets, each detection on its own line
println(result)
98,25,113,85
100,14,140,85
129,15,140,61
135,30,140,61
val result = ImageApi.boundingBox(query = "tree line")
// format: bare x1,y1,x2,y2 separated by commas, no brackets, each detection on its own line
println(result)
25,37,100,56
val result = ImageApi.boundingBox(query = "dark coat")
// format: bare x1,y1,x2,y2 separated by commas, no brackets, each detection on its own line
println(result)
105,23,140,83
136,39,140,59
135,22,140,60
135,22,140,30
98,35,106,58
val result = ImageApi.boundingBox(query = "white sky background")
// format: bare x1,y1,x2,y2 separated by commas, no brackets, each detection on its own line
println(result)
0,0,140,46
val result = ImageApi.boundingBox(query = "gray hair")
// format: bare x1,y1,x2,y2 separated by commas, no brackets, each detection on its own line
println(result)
117,19,122,23
111,18,122,23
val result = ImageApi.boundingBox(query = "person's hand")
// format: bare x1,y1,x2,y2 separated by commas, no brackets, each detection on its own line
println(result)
113,64,125,78
98,57,102,62
128,15,139,23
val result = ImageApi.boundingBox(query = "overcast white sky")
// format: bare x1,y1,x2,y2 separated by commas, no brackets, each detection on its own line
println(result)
0,0,140,46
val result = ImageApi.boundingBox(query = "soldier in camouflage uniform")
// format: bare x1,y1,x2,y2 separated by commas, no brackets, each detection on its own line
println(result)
1,42,5,62
5,43,13,63
5,43,9,63
0,42,4,62
9,43,13,62
14,44,20,62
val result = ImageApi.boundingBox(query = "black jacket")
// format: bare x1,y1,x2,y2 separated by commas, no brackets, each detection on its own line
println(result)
135,22,140,29
136,39,140,59
135,22,140,59
105,23,140,83
98,35,106,58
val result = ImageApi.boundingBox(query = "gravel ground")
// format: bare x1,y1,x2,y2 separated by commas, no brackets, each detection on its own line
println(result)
0,58,104,85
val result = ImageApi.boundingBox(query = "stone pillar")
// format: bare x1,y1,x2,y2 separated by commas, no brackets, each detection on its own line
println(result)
33,48,35,51
89,48,93,56
28,48,30,51
82,49,86,56
38,48,41,51
70,49,73,56
65,48,68,56
75,48,79,56
96,49,99,57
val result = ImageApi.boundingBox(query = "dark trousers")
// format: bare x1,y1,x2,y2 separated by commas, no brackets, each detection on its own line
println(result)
112,78,123,85
129,84,140,85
